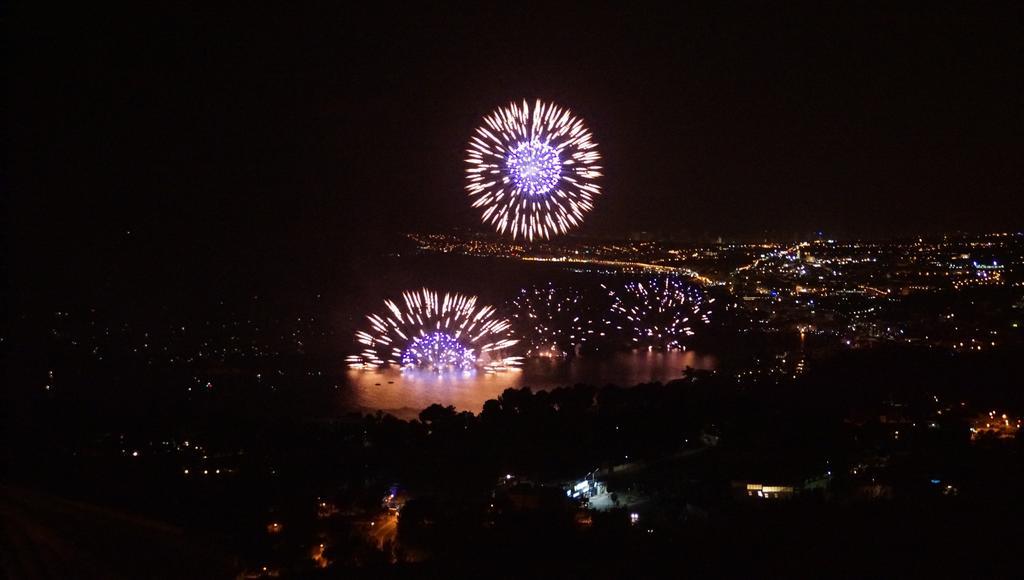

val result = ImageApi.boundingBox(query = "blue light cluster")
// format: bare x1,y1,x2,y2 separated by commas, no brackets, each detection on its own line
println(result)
400,331,476,372
505,140,561,196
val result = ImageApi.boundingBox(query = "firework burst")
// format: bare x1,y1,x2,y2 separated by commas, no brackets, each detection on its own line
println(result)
602,276,714,349
510,284,594,357
347,288,521,373
465,99,602,240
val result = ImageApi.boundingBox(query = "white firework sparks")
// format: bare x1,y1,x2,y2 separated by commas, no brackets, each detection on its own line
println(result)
465,99,602,240
510,284,593,357
347,288,521,373
602,276,714,349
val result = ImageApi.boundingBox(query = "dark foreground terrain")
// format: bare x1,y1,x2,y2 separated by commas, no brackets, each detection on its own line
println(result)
4,347,1023,578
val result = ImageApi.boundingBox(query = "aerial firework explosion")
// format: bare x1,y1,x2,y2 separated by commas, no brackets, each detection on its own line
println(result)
602,276,714,349
466,99,602,240
347,288,521,373
510,284,594,357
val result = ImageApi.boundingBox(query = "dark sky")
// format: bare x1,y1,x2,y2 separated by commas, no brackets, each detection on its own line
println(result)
8,3,1023,303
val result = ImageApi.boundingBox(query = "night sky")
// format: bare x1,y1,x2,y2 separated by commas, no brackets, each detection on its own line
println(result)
8,4,1023,304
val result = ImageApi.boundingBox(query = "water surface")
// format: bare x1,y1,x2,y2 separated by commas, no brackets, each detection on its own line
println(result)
343,349,717,419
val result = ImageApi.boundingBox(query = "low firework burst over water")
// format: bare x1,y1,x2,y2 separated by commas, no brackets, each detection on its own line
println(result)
510,284,595,357
347,288,521,373
601,276,714,349
465,99,602,241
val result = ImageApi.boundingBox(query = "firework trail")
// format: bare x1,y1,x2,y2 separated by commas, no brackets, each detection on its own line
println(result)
466,99,602,240
601,276,714,349
347,288,521,373
509,284,596,356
